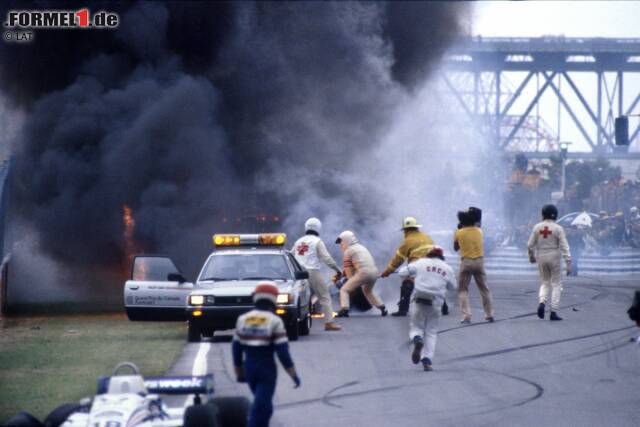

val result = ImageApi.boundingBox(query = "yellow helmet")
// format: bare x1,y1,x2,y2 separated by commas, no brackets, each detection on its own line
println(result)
401,216,421,230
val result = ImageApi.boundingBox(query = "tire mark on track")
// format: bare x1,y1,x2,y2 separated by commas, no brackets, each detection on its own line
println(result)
277,367,544,415
445,325,634,363
495,371,544,407
321,381,358,408
458,369,545,418
474,331,635,376
568,340,631,364
431,368,545,424
437,280,612,336
275,382,403,410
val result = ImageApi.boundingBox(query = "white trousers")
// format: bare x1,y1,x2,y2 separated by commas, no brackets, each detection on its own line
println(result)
537,251,563,311
408,298,441,361
307,269,335,322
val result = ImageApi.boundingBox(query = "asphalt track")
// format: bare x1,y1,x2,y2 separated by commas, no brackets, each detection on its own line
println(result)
167,276,640,427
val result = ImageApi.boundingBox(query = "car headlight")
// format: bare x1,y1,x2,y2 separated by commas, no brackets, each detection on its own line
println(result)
276,293,292,304
189,295,204,305
189,295,215,305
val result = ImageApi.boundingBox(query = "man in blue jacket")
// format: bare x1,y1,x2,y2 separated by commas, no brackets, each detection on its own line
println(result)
232,282,301,427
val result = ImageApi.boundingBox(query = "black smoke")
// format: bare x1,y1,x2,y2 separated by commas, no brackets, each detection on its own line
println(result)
0,1,468,297
383,1,466,88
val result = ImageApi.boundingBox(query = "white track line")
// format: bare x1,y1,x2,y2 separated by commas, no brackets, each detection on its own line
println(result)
177,342,212,408
192,342,211,376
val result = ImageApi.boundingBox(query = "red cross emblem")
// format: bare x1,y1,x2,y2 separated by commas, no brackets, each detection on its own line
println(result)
540,226,552,238
296,243,310,256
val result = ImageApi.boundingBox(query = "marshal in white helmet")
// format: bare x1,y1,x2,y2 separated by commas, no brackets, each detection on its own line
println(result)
291,218,342,331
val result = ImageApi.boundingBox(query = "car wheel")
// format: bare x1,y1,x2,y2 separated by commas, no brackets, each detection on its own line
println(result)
213,396,250,427
4,412,44,427
44,403,83,427
125,308,140,321
285,316,299,341
298,302,311,336
188,322,202,343
183,403,219,427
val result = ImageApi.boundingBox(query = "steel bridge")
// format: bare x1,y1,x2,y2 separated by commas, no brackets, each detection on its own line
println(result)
441,36,640,157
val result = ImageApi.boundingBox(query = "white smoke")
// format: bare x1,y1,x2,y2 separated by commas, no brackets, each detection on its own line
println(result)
278,73,506,266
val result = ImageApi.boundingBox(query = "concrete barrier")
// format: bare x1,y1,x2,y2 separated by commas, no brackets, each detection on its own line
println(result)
444,246,640,276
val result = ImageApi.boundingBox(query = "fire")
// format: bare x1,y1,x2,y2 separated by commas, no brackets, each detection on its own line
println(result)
122,205,139,276
310,312,338,319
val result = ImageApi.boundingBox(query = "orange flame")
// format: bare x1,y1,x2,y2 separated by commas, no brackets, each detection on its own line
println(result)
122,205,139,275
311,312,339,319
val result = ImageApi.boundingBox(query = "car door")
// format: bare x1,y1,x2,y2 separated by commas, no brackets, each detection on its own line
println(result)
287,253,310,313
124,256,195,321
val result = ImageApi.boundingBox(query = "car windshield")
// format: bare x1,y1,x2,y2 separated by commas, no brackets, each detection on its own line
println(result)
199,254,292,281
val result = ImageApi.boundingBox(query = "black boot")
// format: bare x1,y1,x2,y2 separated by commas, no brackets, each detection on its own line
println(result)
421,357,433,372
537,303,545,319
442,300,449,316
379,305,388,317
392,279,414,316
550,311,563,321
411,336,423,364
335,308,349,318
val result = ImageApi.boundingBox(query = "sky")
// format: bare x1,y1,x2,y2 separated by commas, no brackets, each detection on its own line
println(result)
472,1,640,38
466,1,640,153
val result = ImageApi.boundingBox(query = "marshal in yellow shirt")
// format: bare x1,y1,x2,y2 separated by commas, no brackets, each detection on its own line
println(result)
454,227,484,259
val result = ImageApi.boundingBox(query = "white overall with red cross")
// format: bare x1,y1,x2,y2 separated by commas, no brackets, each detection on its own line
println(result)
527,220,572,311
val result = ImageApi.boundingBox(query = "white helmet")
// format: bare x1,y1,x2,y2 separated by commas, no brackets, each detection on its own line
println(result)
305,217,322,234
401,216,422,230
335,230,357,246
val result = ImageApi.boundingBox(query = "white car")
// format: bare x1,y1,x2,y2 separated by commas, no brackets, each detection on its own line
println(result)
124,234,312,342
5,362,248,427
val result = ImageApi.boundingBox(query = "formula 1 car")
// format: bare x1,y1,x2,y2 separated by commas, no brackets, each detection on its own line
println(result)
4,362,249,427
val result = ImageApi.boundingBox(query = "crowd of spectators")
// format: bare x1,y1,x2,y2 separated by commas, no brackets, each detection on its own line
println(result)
494,208,640,252
499,155,640,254
585,179,640,214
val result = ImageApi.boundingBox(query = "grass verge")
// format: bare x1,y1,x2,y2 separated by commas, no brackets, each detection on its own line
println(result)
0,313,185,423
